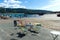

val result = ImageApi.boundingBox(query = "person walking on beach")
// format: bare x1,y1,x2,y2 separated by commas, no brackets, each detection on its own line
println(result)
14,20,17,27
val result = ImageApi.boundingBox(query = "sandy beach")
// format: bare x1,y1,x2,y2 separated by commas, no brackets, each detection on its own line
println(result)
0,14,60,31
20,14,60,31
21,18,60,31
0,14,60,40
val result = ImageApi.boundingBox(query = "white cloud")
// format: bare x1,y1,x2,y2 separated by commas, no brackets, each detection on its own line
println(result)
0,0,26,8
4,0,21,4
41,0,60,11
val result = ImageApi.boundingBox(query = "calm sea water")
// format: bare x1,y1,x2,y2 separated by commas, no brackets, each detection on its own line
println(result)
0,13,40,18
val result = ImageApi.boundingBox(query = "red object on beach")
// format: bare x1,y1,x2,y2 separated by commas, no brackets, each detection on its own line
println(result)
17,20,25,27
18,20,23,24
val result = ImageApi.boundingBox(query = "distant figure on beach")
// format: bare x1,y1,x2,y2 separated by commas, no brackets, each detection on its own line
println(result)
14,20,17,27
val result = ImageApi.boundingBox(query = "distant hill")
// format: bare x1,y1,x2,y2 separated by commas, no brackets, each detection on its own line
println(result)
0,8,54,15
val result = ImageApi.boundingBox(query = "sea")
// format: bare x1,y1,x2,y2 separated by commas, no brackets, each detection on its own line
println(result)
0,13,58,19
0,13,40,18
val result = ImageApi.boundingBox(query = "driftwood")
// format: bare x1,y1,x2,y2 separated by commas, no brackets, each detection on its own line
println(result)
0,16,9,19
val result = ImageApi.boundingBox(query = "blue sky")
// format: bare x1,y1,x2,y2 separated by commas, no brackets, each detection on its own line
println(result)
20,0,50,9
0,0,60,11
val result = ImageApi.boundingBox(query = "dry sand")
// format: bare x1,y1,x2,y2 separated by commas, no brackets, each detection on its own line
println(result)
21,17,60,31
21,14,60,31
0,14,60,31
